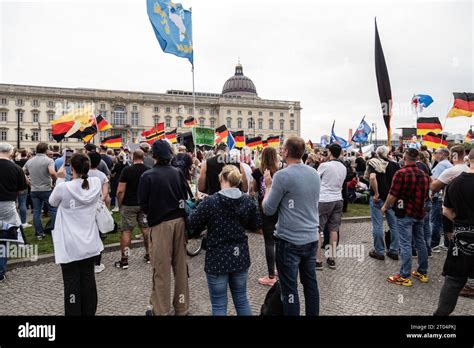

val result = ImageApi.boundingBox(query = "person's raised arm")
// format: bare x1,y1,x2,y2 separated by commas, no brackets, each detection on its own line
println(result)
197,160,207,193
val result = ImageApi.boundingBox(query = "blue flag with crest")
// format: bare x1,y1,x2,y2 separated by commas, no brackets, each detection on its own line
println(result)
330,121,349,148
147,0,193,64
352,118,372,143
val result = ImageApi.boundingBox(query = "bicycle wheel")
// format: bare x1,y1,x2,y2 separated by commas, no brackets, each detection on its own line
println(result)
186,231,207,257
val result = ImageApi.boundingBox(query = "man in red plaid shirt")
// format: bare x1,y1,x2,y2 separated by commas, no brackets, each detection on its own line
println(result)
382,148,430,287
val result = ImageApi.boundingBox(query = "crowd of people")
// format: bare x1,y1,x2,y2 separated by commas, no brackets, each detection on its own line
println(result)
0,136,472,316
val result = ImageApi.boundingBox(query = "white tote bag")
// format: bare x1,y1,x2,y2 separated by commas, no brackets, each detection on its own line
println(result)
95,200,115,233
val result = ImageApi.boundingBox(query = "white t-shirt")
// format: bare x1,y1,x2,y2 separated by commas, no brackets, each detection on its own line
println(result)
437,163,469,185
317,160,347,202
88,169,109,186
241,162,253,193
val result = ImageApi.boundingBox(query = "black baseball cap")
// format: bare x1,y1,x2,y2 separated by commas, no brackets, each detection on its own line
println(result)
84,143,97,152
152,139,173,160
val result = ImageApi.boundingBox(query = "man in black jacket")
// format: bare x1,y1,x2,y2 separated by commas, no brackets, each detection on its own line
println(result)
138,140,190,316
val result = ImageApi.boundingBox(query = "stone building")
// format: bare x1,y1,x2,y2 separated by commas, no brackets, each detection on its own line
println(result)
0,63,301,149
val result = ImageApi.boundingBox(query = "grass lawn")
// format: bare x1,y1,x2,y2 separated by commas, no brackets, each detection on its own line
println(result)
20,212,142,256
342,203,370,218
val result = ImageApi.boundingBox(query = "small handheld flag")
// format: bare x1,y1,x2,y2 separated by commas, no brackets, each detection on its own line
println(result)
351,118,372,144
330,121,349,148
416,117,442,136
447,93,474,118
411,95,434,114
101,134,122,148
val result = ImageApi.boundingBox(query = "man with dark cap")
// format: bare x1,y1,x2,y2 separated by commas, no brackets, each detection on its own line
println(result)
382,148,430,287
138,140,190,316
84,143,110,178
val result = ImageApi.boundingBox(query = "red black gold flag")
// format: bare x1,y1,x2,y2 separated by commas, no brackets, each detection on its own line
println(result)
232,131,245,148
184,116,197,127
165,128,178,144
416,117,442,136
100,134,122,148
95,114,112,131
246,137,262,149
142,123,165,145
215,125,229,144
375,18,393,147
266,136,280,148
262,140,268,148
447,92,474,118
423,132,448,149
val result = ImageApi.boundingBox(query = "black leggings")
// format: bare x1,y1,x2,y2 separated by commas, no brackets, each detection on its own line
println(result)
262,213,277,278
434,275,467,316
60,256,98,316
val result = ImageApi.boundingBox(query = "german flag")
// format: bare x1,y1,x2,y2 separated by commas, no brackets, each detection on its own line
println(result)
95,114,112,131
423,132,448,149
262,140,268,148
232,131,245,148
267,135,280,148
165,128,178,144
465,129,473,143
215,125,229,144
246,137,262,149
417,117,442,136
142,123,165,145
447,93,474,118
101,134,122,148
184,116,197,127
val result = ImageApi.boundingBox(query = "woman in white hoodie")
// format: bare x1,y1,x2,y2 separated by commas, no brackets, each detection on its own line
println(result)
49,153,104,316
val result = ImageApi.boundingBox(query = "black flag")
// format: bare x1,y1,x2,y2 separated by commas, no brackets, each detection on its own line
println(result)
375,18,393,146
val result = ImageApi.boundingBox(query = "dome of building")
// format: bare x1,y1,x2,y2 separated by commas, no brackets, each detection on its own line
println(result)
222,63,258,97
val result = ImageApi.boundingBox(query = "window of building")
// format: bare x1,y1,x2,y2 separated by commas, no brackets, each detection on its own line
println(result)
18,111,24,123
248,118,253,129
237,110,242,115
165,116,172,128
47,131,53,141
199,118,205,127
132,131,138,143
258,111,263,116
48,112,55,122
248,111,252,116
100,110,107,119
0,130,6,141
280,119,284,130
0,98,7,105
237,118,242,129
131,112,139,126
48,101,55,108
132,105,138,111
280,112,284,117
154,106,160,112
290,120,295,131
17,99,24,107
0,112,7,122
177,117,183,127
33,112,39,123
100,103,106,110
290,113,294,118
32,100,39,107
153,115,160,125
269,119,274,130
166,107,171,113
210,118,216,128
226,118,232,128
269,112,273,116
188,107,193,114
258,119,263,130
31,131,39,142
199,109,205,115
210,109,215,116
227,110,231,115
112,106,126,125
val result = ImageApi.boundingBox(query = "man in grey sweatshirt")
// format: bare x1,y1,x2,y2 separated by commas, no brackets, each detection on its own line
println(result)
263,136,321,316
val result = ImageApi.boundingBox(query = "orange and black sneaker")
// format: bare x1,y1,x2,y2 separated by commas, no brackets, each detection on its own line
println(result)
387,274,412,287
411,271,429,283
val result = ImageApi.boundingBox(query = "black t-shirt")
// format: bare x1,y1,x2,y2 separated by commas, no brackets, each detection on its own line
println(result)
0,160,28,201
444,172,474,226
367,159,400,200
119,163,150,206
205,154,239,195
14,158,28,168
101,154,113,170
355,157,366,173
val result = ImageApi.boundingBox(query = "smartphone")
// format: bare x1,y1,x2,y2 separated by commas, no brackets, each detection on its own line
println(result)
63,149,73,167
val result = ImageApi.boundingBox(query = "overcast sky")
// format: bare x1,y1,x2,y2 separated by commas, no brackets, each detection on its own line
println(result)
1,0,473,140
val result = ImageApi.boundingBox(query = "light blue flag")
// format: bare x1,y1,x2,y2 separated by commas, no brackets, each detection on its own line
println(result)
330,121,350,148
227,131,235,150
147,0,193,65
352,118,372,144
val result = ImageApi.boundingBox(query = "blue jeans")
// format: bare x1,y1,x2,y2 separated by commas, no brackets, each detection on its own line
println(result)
369,197,399,255
275,238,319,316
430,199,443,248
31,191,56,236
0,242,6,277
206,269,252,316
397,216,428,278
17,192,28,224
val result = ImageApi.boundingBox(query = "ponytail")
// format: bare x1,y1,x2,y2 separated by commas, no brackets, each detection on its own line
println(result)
81,174,89,190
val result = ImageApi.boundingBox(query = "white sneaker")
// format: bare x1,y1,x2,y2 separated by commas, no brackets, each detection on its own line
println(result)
22,223,32,228
112,206,119,212
94,264,106,273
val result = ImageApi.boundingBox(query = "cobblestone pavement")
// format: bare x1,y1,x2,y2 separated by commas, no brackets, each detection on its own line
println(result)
0,222,473,316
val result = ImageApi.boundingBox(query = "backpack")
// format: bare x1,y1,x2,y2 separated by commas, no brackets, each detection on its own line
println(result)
184,199,204,239
260,280,283,316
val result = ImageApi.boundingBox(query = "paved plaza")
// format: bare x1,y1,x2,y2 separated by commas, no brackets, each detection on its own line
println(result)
0,221,472,316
